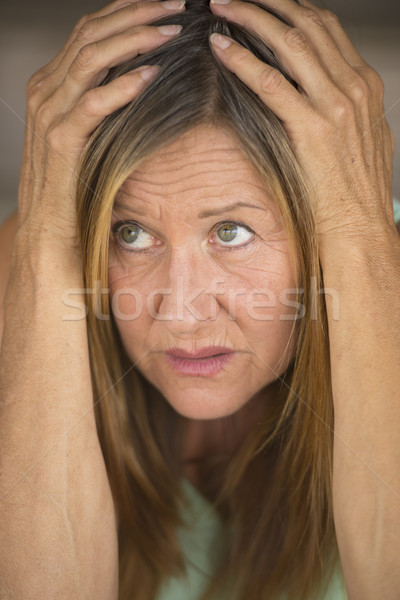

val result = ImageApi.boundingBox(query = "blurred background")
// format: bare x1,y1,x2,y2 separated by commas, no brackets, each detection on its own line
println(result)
0,0,399,224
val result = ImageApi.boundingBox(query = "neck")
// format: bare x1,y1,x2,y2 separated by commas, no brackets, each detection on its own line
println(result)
181,375,290,489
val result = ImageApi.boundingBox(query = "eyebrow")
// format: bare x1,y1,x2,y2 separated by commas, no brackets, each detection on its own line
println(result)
198,202,266,218
113,200,267,218
113,200,147,216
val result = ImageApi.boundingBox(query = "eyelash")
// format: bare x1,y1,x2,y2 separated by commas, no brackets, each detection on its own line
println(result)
211,220,255,252
111,219,256,255
111,220,159,256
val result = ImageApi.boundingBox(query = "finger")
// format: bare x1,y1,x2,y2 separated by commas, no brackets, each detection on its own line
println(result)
298,0,367,67
33,0,142,80
32,0,185,88
45,66,160,157
57,0,185,75
210,1,337,103
81,0,186,41
246,0,371,103
247,0,354,77
209,33,313,128
48,24,182,115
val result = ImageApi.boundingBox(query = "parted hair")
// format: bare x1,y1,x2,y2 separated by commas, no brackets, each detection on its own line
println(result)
76,1,341,599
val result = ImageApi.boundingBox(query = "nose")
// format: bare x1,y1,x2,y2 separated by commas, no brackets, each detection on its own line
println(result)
149,250,222,335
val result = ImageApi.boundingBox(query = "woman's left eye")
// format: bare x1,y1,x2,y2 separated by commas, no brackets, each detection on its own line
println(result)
113,222,158,251
211,222,255,248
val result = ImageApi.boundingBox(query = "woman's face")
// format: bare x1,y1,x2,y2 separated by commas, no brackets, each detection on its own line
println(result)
108,124,298,420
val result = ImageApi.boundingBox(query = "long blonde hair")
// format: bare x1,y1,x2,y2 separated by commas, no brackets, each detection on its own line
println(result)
76,1,340,598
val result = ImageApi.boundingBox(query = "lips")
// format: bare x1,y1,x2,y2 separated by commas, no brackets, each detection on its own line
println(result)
164,347,235,377
165,345,234,359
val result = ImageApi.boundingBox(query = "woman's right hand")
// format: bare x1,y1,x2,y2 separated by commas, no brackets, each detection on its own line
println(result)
17,0,185,252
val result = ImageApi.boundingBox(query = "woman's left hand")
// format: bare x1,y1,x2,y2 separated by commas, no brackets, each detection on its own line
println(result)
209,0,396,248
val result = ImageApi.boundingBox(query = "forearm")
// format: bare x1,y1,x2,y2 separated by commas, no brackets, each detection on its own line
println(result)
0,232,118,599
320,229,400,599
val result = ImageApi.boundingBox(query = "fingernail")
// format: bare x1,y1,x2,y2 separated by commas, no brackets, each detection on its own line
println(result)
162,0,186,9
210,0,232,4
210,33,232,49
157,24,183,35
135,65,160,82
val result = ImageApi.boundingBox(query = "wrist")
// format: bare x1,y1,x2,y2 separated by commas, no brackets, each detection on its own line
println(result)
318,222,400,275
12,219,83,275
7,233,85,317
4,229,86,346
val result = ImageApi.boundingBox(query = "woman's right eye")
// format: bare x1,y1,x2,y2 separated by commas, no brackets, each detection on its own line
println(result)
113,222,159,252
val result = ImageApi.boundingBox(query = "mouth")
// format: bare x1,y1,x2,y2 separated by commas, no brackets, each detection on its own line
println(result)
165,345,234,359
164,346,235,377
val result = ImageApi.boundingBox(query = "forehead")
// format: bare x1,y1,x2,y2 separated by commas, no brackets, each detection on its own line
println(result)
115,123,276,214
134,123,249,171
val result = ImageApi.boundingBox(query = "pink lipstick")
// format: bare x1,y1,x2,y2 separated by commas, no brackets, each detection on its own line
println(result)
165,346,235,377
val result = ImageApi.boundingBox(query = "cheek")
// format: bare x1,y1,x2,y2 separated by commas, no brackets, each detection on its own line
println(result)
225,244,299,357
108,261,154,353
108,249,157,307
224,241,298,317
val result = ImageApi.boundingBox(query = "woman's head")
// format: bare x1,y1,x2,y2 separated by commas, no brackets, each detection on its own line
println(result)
108,122,299,421
76,2,336,600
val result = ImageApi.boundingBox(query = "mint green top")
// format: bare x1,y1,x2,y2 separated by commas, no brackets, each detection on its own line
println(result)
157,478,348,600
157,199,400,600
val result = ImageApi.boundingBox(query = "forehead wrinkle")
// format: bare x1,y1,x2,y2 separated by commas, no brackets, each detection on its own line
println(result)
123,171,272,197
127,146,256,177
115,179,277,221
129,163,254,186
131,179,269,197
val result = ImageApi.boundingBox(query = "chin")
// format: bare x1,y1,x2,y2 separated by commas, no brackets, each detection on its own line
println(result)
160,386,250,421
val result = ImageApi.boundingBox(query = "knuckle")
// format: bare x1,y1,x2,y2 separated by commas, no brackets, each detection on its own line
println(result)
26,76,43,104
320,9,341,27
80,89,102,117
26,69,50,98
78,17,100,42
44,122,64,152
36,101,54,131
74,13,91,34
75,42,99,71
300,8,325,29
282,27,308,53
358,66,384,99
27,71,41,91
260,68,284,94
348,75,369,104
369,69,385,96
331,93,354,122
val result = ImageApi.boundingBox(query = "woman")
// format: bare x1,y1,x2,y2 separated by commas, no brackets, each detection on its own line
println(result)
1,0,399,599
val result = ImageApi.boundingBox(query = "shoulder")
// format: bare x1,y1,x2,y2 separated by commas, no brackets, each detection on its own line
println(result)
0,210,18,344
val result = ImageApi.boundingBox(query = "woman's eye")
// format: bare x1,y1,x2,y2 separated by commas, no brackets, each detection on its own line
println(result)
114,222,157,251
213,222,255,248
